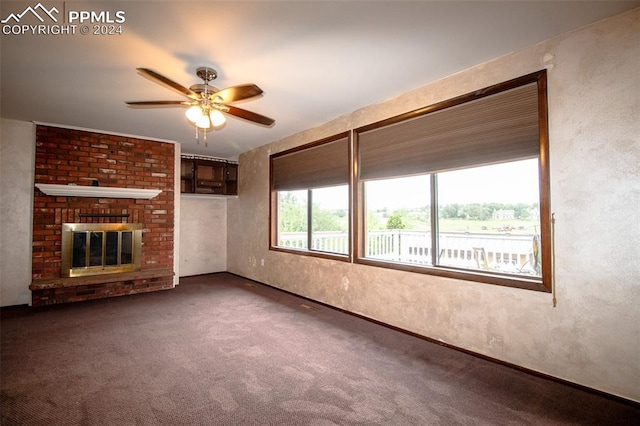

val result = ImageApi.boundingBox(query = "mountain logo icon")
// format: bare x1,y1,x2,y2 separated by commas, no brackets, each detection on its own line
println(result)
1,3,59,24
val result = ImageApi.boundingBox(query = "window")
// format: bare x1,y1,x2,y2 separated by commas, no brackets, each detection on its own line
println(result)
270,133,350,259
311,185,349,254
276,190,308,250
275,186,349,255
436,159,541,276
355,71,550,291
360,159,542,280
269,71,550,291
364,174,432,264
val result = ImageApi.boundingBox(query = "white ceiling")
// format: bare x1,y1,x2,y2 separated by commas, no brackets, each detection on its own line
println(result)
2,1,638,159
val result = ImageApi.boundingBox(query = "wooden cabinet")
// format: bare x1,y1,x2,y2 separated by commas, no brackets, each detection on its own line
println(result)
194,160,225,194
180,156,238,195
180,158,195,193
225,163,238,195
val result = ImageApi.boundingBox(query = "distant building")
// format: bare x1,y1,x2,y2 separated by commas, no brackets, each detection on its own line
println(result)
492,209,515,220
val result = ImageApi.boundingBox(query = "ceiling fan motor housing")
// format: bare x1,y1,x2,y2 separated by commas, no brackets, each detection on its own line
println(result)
196,67,217,82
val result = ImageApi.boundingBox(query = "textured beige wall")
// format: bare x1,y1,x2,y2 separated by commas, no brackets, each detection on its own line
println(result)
179,196,228,276
228,9,640,401
0,119,35,306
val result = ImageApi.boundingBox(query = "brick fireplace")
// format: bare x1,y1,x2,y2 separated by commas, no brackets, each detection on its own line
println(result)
30,125,175,306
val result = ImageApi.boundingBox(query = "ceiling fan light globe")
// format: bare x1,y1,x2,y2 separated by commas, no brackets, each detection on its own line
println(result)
195,113,211,129
185,105,203,123
210,110,226,127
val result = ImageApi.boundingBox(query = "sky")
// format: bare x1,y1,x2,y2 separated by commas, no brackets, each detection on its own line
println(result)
311,158,540,210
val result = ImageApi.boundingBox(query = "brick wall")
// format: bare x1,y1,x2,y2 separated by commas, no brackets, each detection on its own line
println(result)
31,125,175,305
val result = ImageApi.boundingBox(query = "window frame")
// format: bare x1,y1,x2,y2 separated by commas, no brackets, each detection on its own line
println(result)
353,70,551,292
268,71,551,292
269,132,352,262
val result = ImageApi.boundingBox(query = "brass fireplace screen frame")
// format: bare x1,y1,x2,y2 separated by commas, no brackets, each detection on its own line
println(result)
61,223,142,277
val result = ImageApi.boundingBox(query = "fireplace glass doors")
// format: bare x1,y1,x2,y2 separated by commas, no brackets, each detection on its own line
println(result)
61,223,142,277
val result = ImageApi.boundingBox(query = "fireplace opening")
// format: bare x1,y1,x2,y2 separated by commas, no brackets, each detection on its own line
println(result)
62,223,142,277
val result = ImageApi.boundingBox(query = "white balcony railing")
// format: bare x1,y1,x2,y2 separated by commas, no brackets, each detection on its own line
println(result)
278,229,540,276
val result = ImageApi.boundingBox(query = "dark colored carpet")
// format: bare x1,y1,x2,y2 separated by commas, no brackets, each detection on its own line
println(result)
1,273,638,425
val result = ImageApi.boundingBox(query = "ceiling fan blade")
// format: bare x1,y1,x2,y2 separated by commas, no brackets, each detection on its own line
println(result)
211,84,264,103
136,68,198,99
224,105,275,126
126,100,190,107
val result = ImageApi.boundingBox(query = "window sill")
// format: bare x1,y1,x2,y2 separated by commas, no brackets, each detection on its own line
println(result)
270,246,351,263
355,257,549,292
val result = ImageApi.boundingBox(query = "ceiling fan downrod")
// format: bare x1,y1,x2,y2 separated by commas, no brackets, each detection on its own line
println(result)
193,67,218,146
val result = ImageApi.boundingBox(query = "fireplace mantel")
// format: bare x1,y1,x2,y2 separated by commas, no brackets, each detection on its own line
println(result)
35,183,162,199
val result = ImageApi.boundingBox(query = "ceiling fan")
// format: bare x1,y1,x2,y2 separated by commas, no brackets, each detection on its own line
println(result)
126,67,275,144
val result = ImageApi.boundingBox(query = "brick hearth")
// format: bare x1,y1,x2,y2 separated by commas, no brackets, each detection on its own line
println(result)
31,125,175,306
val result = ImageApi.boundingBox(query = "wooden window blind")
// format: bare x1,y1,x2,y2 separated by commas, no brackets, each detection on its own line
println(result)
357,75,543,181
271,133,349,191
